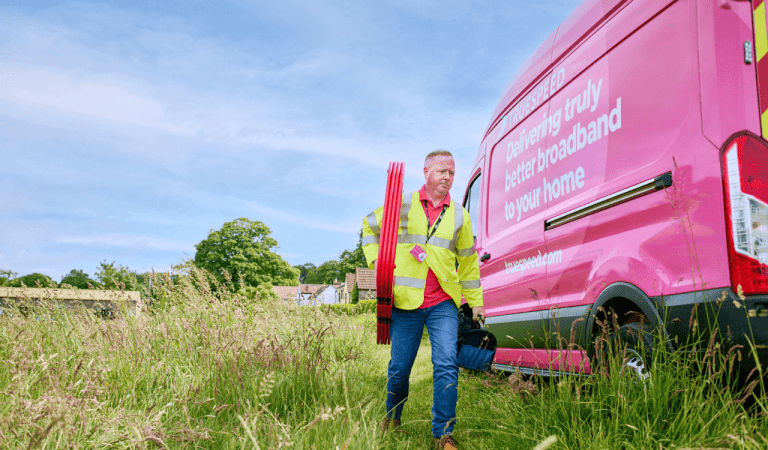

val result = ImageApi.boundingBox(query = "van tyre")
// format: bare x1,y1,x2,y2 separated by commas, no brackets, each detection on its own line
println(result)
595,322,654,381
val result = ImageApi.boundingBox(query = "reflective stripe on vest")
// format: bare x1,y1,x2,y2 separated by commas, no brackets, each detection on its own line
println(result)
398,192,414,242
394,276,426,289
460,279,481,289
456,244,475,257
450,206,463,252
398,234,427,245
394,191,466,253
428,235,454,251
362,235,380,246
367,211,380,235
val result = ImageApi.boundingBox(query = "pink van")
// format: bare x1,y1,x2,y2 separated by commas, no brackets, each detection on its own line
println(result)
462,0,768,377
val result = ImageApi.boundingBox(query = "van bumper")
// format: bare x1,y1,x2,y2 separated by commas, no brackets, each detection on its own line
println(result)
654,288,768,378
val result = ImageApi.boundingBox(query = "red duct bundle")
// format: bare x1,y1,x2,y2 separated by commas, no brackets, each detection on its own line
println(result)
376,162,404,345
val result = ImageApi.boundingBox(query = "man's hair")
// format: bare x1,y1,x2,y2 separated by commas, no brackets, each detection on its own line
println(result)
424,149,453,168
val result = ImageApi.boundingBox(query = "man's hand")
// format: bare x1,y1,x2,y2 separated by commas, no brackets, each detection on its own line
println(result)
472,306,486,324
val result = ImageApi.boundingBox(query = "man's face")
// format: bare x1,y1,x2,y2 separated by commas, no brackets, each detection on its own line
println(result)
424,156,455,198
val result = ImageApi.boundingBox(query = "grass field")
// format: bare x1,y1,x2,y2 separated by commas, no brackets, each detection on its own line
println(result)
2,269,768,449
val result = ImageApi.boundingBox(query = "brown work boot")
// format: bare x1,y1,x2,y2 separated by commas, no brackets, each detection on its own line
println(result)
380,418,406,434
434,435,458,449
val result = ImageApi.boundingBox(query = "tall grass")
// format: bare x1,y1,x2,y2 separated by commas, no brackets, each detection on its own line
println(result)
453,305,768,450
457,354,768,449
3,265,768,449
0,266,383,449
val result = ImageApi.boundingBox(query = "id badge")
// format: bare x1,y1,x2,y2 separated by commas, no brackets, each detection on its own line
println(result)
410,245,427,263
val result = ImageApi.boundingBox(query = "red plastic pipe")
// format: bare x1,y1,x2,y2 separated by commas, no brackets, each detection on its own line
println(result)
376,162,404,345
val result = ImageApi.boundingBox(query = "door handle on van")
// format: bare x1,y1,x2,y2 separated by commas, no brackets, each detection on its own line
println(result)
480,253,491,262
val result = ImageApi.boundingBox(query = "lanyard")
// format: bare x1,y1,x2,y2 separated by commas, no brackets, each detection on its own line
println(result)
423,201,448,242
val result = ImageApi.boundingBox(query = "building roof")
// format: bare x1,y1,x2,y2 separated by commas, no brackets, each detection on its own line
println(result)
272,285,298,299
345,272,356,288
308,284,330,301
299,284,326,295
355,267,376,291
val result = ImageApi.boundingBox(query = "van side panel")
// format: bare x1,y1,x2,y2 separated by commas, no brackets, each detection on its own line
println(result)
698,0,761,147
483,0,715,361
550,0,632,66
478,0,765,373
481,86,551,351
486,0,674,142
544,0,732,333
488,32,557,134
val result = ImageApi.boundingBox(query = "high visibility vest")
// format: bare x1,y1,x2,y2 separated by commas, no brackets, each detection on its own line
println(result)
361,191,483,310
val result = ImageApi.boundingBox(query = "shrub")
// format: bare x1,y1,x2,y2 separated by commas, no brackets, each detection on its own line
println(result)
237,284,280,303
327,299,376,316
60,269,100,289
8,273,56,288
0,270,17,286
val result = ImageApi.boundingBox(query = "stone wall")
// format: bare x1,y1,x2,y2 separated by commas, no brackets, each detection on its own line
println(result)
359,289,377,300
0,287,142,317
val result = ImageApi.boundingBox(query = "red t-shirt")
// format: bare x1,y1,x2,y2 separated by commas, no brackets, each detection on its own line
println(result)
418,185,453,309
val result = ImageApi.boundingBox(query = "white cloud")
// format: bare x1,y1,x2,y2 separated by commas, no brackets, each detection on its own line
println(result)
0,63,192,135
311,185,363,199
0,223,57,248
0,248,85,278
0,3,493,183
0,191,27,209
0,60,426,171
0,0,579,274
246,201,359,233
57,234,195,252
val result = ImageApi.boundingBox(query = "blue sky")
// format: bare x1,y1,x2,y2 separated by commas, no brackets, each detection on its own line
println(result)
1,0,580,281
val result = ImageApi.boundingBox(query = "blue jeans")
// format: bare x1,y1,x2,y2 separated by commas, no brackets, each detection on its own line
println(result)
386,299,459,438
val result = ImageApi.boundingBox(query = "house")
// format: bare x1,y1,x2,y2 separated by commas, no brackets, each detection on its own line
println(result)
299,284,326,302
272,285,299,302
332,279,343,304
355,267,376,300
338,272,356,304
306,284,338,305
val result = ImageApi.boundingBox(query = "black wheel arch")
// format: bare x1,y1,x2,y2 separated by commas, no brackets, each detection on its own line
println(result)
584,282,672,357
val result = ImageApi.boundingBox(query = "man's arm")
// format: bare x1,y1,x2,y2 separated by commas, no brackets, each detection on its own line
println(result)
455,208,485,322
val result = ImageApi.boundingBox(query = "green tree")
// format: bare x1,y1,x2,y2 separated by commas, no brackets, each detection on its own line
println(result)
293,263,316,283
296,229,367,286
338,228,367,275
351,283,359,304
194,218,299,288
0,270,18,287
9,273,56,288
305,260,342,284
95,261,140,290
60,269,100,289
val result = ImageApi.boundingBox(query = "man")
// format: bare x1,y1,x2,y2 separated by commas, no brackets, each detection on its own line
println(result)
362,150,486,450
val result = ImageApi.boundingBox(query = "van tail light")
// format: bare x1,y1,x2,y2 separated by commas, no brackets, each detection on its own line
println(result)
722,133,768,294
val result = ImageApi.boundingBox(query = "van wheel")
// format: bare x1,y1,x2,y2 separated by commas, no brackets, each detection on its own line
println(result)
594,322,654,382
